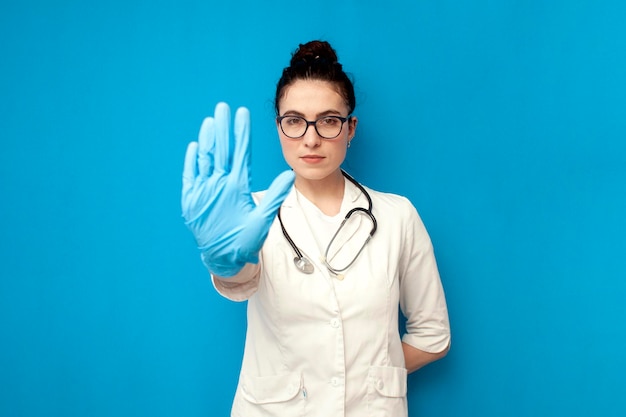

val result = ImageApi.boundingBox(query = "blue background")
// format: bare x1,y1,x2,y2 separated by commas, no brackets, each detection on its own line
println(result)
2,1,625,416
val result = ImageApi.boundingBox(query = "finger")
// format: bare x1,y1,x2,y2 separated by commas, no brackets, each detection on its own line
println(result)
232,106,251,189
182,141,198,184
197,116,215,178
213,102,231,174
255,170,295,218
182,141,199,216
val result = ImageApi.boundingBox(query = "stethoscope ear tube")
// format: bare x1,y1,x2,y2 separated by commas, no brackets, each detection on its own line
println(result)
344,207,377,236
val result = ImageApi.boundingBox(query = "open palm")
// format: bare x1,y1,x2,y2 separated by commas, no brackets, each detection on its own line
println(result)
181,102,294,277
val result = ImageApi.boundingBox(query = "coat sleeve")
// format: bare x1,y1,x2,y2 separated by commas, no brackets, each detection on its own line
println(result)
398,199,451,353
211,262,261,302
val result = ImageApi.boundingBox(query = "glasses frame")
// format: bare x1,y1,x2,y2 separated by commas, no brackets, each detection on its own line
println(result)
276,115,352,139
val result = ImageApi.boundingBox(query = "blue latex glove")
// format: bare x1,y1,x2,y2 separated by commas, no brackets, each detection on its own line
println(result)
182,102,295,277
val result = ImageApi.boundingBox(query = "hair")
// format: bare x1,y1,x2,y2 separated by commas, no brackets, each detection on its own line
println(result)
274,40,356,116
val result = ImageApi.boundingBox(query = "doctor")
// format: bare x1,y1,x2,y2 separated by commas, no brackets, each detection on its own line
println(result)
182,40,451,417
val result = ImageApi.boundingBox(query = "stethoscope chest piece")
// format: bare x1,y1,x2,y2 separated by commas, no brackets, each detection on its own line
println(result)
294,256,314,274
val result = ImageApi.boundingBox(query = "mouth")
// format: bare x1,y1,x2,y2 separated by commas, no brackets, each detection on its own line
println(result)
300,155,325,164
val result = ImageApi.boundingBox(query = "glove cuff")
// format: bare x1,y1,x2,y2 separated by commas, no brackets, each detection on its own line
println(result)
200,250,260,278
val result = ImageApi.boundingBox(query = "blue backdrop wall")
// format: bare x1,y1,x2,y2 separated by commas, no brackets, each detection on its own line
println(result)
2,1,625,416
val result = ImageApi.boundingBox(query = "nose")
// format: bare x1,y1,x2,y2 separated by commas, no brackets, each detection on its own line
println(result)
302,124,322,147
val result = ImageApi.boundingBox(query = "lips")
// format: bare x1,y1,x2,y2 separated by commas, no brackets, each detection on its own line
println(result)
300,155,325,163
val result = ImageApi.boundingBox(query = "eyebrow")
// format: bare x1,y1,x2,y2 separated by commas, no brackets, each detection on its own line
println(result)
281,109,345,118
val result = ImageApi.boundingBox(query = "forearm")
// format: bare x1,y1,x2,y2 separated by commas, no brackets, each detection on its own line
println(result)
402,341,450,374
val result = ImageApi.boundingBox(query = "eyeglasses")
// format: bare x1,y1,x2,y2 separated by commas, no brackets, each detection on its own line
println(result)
277,115,351,139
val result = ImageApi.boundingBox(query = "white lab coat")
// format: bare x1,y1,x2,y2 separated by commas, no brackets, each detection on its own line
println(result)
212,179,450,417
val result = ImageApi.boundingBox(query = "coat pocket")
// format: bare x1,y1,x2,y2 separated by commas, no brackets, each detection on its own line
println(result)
237,371,306,416
367,366,408,416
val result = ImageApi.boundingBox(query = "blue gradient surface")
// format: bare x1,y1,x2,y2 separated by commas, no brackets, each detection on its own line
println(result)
1,1,625,416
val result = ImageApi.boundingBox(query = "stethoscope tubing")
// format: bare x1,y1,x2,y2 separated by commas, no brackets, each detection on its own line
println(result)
277,170,377,275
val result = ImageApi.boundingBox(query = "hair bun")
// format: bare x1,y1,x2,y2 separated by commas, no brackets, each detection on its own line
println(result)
275,39,356,115
290,40,339,68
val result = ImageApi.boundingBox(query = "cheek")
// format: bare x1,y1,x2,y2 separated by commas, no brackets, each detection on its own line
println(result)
330,140,348,159
279,137,298,158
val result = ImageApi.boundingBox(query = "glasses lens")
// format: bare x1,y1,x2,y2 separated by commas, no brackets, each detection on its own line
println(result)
315,117,343,139
280,116,307,138
325,210,373,272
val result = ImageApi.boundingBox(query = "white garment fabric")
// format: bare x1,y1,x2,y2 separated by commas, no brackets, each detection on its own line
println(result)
212,178,451,417
294,187,343,253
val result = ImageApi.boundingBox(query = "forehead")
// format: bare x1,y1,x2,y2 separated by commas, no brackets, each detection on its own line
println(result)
279,79,348,115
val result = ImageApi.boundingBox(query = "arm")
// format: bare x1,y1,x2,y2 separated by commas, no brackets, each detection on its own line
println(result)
402,341,450,374
398,199,451,372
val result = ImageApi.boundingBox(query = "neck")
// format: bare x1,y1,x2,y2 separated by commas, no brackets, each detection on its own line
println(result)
295,170,345,216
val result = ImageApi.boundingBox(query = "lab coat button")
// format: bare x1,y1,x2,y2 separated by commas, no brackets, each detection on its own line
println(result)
376,380,384,390
331,377,339,387
330,318,340,328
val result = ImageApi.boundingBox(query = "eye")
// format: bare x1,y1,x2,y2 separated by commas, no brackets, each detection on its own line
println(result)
283,116,305,126
318,117,341,126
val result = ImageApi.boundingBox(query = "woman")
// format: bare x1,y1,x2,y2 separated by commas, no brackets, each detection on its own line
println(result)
182,40,450,417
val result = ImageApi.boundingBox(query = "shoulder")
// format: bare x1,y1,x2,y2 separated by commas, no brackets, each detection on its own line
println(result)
361,184,418,219
361,185,434,255
358,184,430,241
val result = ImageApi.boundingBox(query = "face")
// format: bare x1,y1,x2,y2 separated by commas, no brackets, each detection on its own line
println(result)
276,79,357,183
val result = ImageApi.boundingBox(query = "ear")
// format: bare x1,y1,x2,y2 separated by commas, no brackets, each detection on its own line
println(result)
348,116,358,140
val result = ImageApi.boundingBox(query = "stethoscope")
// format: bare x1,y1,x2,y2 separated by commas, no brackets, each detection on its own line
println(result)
277,170,377,276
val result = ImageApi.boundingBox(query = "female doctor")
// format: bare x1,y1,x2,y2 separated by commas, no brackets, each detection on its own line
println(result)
182,40,451,417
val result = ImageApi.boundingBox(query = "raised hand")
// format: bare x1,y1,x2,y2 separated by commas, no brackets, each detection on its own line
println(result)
182,102,294,277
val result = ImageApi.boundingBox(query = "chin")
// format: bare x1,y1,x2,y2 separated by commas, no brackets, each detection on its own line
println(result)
293,165,341,182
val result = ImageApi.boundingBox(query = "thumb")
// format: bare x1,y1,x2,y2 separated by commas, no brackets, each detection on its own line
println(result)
236,170,295,261
255,170,295,219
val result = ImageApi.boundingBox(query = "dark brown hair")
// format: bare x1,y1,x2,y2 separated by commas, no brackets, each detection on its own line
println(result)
274,40,356,115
